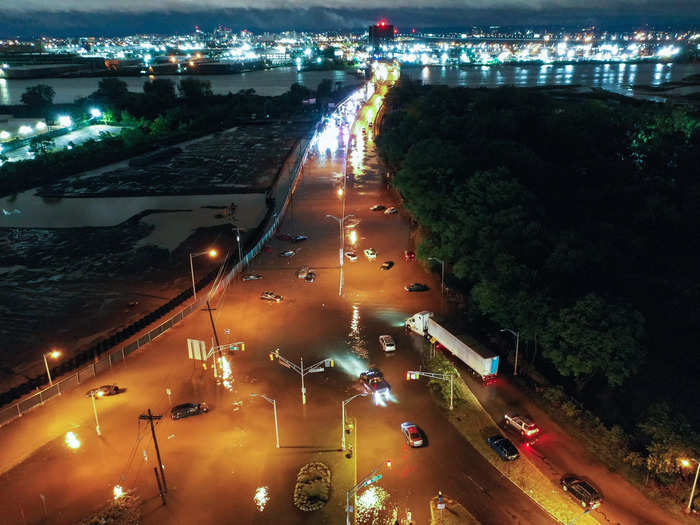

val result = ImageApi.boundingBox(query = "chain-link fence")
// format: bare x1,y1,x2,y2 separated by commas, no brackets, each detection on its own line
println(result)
0,88,364,429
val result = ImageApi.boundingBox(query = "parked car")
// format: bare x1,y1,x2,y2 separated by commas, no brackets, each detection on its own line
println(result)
404,283,429,292
171,402,209,420
561,476,602,509
370,204,386,211
292,234,309,243
487,435,520,461
504,412,541,439
379,335,396,352
380,261,394,271
401,422,424,447
304,272,316,283
384,207,398,215
260,291,283,302
279,250,296,257
345,251,358,262
404,250,415,262
242,274,263,281
85,384,119,398
364,248,377,261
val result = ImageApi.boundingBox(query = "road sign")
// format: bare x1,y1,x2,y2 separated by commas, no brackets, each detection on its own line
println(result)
308,367,325,373
437,502,446,510
187,339,206,360
363,474,382,487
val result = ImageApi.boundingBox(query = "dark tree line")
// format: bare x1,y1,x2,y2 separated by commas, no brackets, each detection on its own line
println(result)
376,80,700,481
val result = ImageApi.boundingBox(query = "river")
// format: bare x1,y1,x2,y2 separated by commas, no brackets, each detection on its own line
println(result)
0,67,353,105
1,63,698,106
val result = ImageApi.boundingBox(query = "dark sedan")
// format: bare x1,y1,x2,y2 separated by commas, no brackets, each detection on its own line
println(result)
487,435,520,461
561,476,602,509
85,384,119,398
404,283,429,292
171,402,209,420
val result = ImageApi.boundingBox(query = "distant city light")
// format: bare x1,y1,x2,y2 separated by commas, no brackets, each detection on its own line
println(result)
0,131,9,140
89,108,102,118
18,125,33,135
58,115,72,128
35,121,47,131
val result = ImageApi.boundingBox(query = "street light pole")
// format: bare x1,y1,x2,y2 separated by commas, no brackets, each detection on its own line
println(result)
428,257,445,296
500,328,520,376
43,350,60,386
189,249,218,302
250,393,279,448
90,393,102,436
269,349,334,406
684,459,700,514
342,393,369,451
326,214,355,297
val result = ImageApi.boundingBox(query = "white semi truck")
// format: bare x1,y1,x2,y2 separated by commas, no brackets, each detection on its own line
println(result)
405,311,499,383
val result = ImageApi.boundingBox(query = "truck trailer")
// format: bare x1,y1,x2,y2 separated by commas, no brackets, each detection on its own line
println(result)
405,311,499,383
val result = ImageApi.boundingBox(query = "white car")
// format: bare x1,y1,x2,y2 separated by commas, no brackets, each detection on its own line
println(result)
379,335,396,352
384,207,398,215
504,412,541,438
260,291,283,302
345,251,358,262
363,248,377,261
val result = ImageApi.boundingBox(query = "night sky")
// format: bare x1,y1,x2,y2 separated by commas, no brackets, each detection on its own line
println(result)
2,0,699,37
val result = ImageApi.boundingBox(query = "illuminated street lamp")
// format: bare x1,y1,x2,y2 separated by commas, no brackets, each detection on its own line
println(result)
681,458,700,514
189,249,218,301
57,115,72,128
89,108,102,119
43,350,61,385
341,392,369,451
500,328,520,376
250,393,279,448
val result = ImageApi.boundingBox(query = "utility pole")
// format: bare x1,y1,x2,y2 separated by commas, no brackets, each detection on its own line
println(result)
139,409,167,493
203,300,220,348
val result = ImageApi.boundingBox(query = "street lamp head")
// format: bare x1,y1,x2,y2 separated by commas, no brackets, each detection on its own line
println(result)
208,249,218,258
681,458,692,468
337,187,344,197
49,350,61,359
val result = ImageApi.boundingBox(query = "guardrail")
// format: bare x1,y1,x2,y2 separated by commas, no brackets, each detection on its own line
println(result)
0,86,367,429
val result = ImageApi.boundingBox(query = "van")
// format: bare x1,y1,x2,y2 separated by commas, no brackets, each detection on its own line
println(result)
379,335,396,352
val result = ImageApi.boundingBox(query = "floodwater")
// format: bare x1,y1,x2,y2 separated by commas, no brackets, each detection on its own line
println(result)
402,62,700,101
0,191,266,250
0,67,353,105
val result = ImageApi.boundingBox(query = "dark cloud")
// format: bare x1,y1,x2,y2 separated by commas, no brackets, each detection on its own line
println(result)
1,4,698,38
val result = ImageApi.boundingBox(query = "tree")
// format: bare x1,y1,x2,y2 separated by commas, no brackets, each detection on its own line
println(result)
316,79,333,102
28,135,55,156
143,79,177,107
20,84,55,112
178,78,212,102
540,294,646,388
94,78,129,107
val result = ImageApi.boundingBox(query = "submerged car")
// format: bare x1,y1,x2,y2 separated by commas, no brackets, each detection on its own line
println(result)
487,435,520,461
404,250,415,262
404,283,429,292
364,248,377,261
370,204,386,211
401,422,424,447
304,272,316,283
296,266,311,279
384,207,398,215
345,251,358,262
380,261,394,271
561,476,602,509
260,291,283,302
242,274,263,281
279,250,296,257
292,234,309,243
360,368,392,403
171,402,209,420
85,384,119,398
379,335,396,352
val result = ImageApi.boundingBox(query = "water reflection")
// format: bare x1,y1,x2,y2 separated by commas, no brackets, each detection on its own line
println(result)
346,303,368,359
